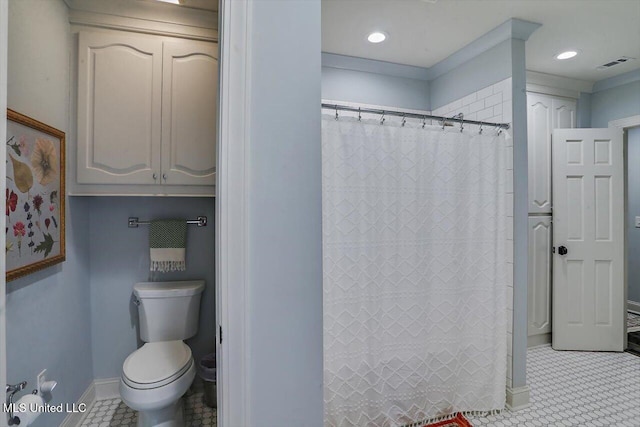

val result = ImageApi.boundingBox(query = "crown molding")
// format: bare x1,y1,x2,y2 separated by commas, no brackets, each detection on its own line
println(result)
65,0,217,41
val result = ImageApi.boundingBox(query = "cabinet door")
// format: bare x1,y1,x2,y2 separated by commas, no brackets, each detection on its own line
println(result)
551,98,577,129
528,216,553,337
77,32,162,184
527,93,553,214
161,41,218,186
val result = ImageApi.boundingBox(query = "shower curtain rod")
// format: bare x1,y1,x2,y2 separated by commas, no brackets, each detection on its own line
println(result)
322,103,510,130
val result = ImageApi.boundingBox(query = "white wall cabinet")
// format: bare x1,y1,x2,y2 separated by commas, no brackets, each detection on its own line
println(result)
527,93,576,214
526,92,576,346
527,216,553,341
75,31,217,195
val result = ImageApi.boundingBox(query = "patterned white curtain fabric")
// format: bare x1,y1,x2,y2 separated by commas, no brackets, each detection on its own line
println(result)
322,115,509,427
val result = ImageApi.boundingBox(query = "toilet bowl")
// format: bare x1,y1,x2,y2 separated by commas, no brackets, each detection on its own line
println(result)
120,341,196,427
120,281,205,427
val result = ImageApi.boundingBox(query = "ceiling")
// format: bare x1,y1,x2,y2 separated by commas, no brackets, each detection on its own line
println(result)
322,0,640,83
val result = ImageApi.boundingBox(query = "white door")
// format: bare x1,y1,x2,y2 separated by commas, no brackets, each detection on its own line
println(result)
552,128,624,351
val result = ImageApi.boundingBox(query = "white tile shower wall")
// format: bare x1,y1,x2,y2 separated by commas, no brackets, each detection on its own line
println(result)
433,77,514,384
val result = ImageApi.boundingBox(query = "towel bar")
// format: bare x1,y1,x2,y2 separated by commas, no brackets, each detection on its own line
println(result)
128,216,207,228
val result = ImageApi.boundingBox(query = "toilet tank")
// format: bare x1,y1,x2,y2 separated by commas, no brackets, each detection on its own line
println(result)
134,280,205,342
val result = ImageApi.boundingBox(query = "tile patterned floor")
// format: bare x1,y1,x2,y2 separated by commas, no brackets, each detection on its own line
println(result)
628,311,640,332
79,383,216,427
79,346,639,427
468,345,640,426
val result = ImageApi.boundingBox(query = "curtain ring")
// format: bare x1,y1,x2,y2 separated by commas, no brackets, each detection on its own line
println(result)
459,118,464,133
422,116,426,129
401,114,406,127
335,106,339,121
441,119,446,131
479,122,483,135
380,111,385,125
358,107,361,122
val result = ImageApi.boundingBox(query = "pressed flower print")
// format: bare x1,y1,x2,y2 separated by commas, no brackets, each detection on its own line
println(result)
13,222,25,237
6,109,65,281
33,194,43,215
6,189,17,216
31,138,58,186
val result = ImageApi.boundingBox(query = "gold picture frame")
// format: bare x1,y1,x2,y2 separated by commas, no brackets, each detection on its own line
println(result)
6,109,66,281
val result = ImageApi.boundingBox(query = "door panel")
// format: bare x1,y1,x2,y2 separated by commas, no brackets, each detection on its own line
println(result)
77,32,162,184
527,93,553,213
552,128,624,351
161,40,218,186
528,216,552,337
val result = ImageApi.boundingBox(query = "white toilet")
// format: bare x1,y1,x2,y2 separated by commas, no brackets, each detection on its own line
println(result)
120,280,205,427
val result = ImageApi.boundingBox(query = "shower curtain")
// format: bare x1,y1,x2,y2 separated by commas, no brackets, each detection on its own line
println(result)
322,115,509,427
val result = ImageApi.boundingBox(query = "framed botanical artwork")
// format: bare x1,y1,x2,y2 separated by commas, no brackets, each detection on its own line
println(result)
6,109,65,281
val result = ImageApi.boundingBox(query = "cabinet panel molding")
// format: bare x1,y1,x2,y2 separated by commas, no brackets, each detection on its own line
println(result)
528,216,553,337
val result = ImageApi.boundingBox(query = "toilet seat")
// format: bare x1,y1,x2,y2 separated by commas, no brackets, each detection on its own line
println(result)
122,341,192,390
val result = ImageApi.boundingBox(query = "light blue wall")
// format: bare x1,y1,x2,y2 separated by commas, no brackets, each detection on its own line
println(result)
590,80,640,127
577,92,592,128
248,0,323,425
6,2,93,426
429,39,512,110
322,67,430,110
89,197,215,379
509,38,529,389
628,127,640,303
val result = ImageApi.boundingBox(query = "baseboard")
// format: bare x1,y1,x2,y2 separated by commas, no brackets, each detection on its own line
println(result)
628,300,640,315
94,377,121,400
59,381,96,427
59,378,121,427
506,385,531,411
527,333,551,348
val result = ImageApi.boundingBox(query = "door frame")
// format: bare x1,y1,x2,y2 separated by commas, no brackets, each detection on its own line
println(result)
215,0,251,426
609,115,640,349
0,1,8,425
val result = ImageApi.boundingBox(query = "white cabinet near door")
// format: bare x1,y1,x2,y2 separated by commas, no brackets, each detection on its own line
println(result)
528,216,552,342
161,41,218,186
77,32,162,185
527,93,576,214
75,31,217,195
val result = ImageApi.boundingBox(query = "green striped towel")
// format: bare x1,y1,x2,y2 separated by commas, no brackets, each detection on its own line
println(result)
149,219,187,272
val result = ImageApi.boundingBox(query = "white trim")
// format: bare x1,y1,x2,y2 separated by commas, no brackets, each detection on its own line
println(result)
527,333,551,348
69,10,218,42
94,378,121,400
526,70,594,96
59,382,97,427
525,83,580,100
608,115,640,130
321,52,430,81
628,300,640,314
216,0,251,426
506,385,531,411
0,1,8,426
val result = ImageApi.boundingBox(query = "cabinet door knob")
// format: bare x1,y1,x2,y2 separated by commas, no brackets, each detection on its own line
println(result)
153,173,157,180
162,173,167,181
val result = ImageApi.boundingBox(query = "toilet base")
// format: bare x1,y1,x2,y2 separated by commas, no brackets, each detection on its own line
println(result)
137,399,184,427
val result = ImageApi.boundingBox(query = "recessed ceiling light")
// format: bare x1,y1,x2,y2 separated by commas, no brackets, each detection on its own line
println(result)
156,0,184,5
556,51,578,60
367,32,387,44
